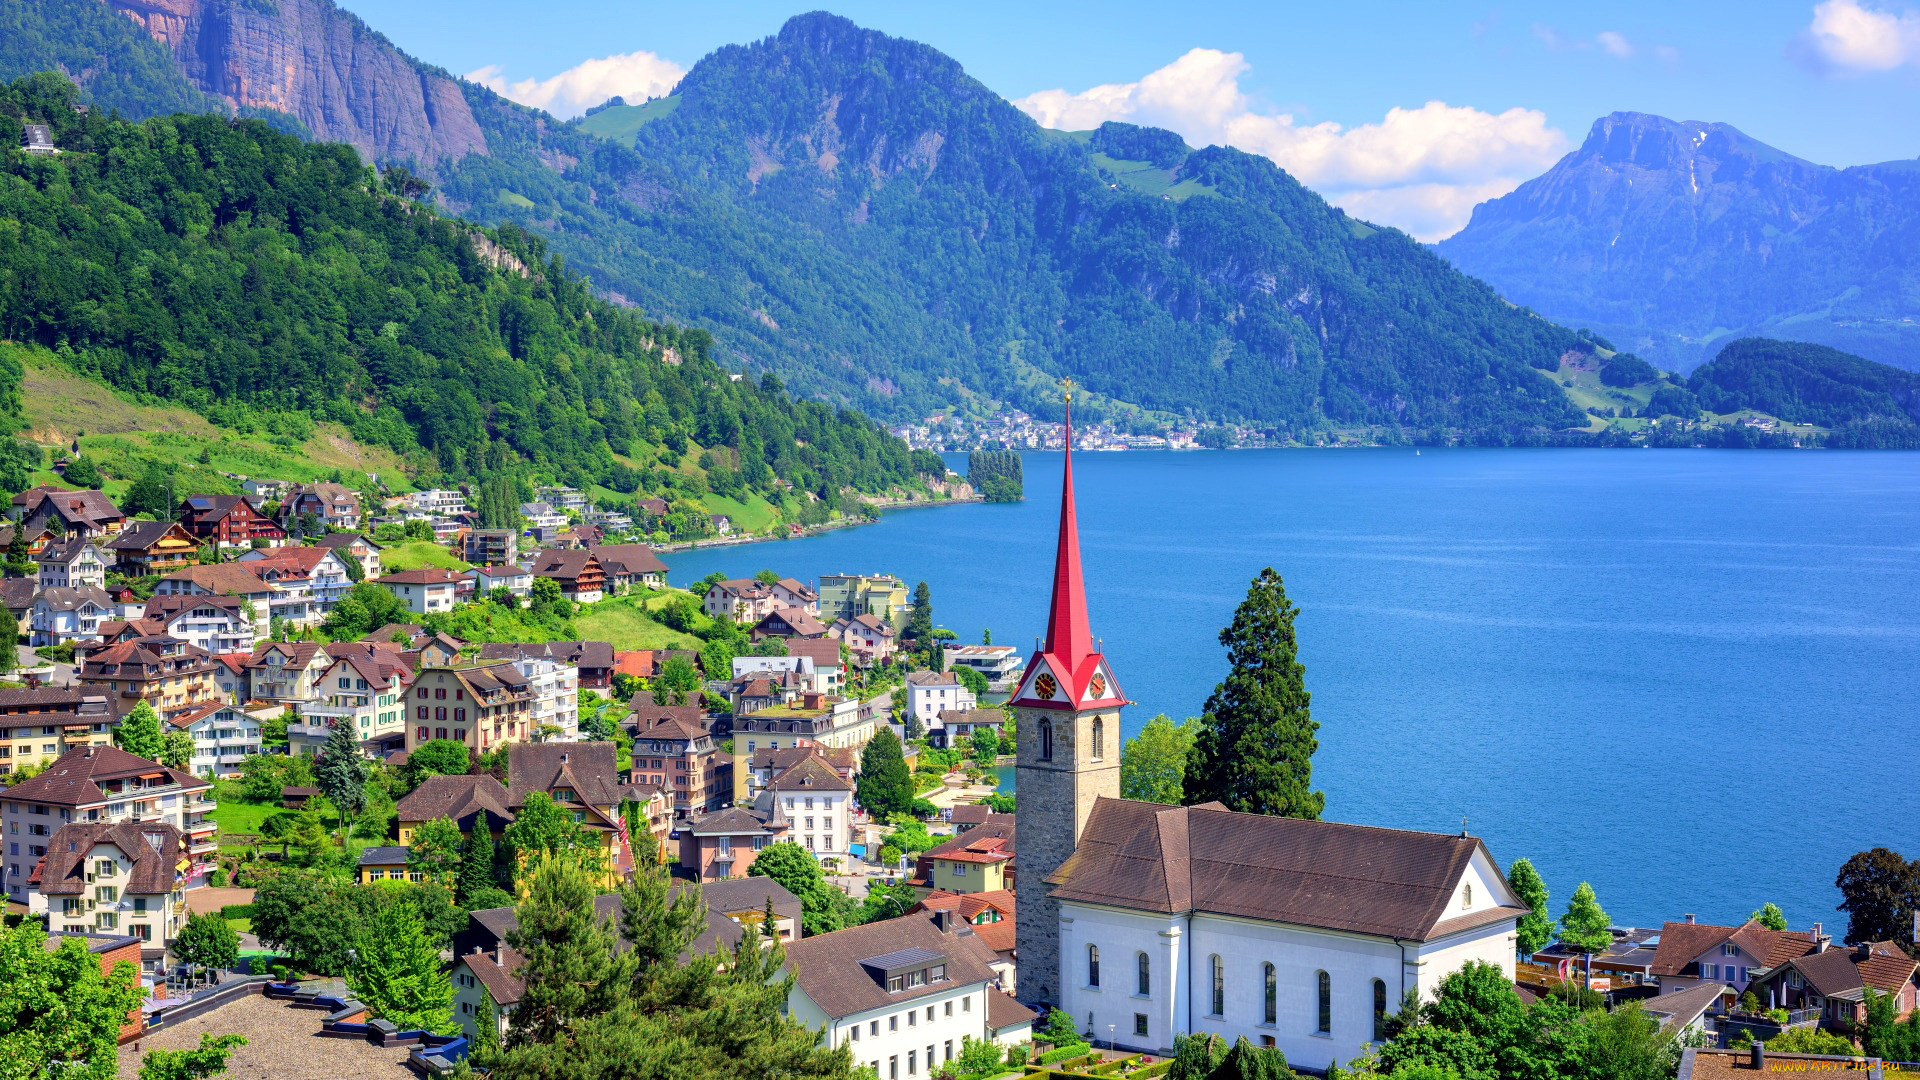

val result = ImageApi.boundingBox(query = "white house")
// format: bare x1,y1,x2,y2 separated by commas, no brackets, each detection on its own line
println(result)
374,568,462,615
943,645,1023,689
467,563,533,600
1047,799,1525,1066
783,911,1023,1080
29,587,113,646
35,538,107,591
765,753,853,861
143,595,257,655
166,701,269,777
906,671,975,725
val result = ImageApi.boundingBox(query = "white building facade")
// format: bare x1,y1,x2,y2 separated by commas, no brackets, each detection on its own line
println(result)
1048,800,1524,1067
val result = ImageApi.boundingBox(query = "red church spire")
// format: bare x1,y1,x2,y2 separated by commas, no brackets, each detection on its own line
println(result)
1043,390,1094,670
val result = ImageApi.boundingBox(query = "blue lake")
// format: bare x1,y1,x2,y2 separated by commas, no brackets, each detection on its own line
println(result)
666,448,1920,932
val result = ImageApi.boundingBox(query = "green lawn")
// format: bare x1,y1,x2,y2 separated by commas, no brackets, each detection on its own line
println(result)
379,541,473,574
701,492,780,534
13,344,417,495
573,95,681,146
210,798,282,841
574,596,704,650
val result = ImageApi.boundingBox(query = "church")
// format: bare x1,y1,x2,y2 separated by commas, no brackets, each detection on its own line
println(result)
1011,397,1526,1068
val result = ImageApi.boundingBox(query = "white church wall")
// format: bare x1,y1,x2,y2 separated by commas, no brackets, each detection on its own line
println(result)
1058,906,1190,1054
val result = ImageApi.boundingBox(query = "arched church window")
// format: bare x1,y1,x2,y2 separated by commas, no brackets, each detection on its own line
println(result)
1317,970,1332,1034
1210,955,1225,1016
1137,952,1151,996
1263,963,1277,1025
1373,979,1388,1042
1088,945,1100,988
1091,718,1104,760
1038,718,1053,761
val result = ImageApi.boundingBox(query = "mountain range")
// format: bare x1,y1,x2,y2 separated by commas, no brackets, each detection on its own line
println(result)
1439,112,1920,373
4,0,1916,440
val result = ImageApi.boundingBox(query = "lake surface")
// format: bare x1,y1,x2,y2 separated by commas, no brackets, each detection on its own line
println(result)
666,449,1920,932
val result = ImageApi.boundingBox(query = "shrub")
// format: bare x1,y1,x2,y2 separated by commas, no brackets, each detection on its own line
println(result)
219,904,256,919
1005,1044,1031,1068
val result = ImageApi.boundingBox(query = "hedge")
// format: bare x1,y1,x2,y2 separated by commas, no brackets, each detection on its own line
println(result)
1034,1045,1094,1067
219,904,256,919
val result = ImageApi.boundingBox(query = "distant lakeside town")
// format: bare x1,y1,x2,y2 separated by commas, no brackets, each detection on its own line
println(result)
6,418,1919,1080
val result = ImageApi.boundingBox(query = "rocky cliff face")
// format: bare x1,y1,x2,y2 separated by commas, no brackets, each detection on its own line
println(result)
1438,112,1920,371
110,0,487,166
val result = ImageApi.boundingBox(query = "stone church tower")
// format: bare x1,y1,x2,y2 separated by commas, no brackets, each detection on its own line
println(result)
1011,394,1126,1009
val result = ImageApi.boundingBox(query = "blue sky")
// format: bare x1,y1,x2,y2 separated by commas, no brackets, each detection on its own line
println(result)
340,0,1920,238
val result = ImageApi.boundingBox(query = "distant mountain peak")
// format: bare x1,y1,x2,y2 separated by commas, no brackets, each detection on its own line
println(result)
1575,111,1815,171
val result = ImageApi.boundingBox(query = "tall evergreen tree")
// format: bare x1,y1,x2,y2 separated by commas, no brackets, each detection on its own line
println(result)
313,721,369,835
855,728,914,820
458,822,497,906
501,855,631,1055
906,581,933,645
1506,858,1554,958
114,700,165,761
1185,568,1323,818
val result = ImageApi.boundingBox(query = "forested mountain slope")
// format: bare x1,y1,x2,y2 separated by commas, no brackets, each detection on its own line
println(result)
1438,112,1920,373
3,3,1598,436
0,73,932,514
563,13,1590,433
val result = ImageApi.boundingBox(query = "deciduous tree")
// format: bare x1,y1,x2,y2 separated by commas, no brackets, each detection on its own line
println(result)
1186,569,1323,818
137,1033,247,1080
0,919,146,1080
1559,882,1613,983
1120,714,1198,805
1835,848,1920,946
172,910,240,972
1750,902,1788,932
1506,858,1554,958
410,816,464,885
114,699,165,761
347,898,456,1034
748,841,852,936
161,729,194,771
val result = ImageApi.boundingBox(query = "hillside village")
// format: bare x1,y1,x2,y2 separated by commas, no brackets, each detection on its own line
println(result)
6,428,1918,1080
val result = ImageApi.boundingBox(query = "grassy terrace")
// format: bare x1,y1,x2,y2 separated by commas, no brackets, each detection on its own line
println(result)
573,596,703,650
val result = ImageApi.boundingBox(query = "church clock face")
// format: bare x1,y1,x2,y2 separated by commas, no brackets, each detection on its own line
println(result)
1033,673,1057,700
1088,673,1106,699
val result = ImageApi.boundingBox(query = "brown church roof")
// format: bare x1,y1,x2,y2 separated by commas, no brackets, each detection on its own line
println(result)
1046,798,1525,942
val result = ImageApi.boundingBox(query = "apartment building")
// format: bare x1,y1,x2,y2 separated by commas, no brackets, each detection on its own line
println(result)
0,689,114,776
78,636,222,722
2,745,215,903
818,573,909,627
35,537,107,591
27,821,187,963
166,701,270,777
402,662,542,753
289,646,414,756
375,568,462,615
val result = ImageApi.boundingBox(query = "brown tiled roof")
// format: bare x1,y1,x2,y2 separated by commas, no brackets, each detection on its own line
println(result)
530,549,601,581
158,563,273,595
394,774,513,829
0,577,35,610
36,536,101,565
769,754,853,793
0,687,99,711
912,889,1016,922
687,806,778,836
1650,921,1816,977
1046,798,1525,942
33,586,112,613
479,641,615,669
246,641,323,671
4,745,207,806
756,608,830,638
238,547,334,576
508,742,627,808
906,670,957,686
458,879,799,967
973,918,1016,956
949,805,992,828
1645,982,1731,1034
1786,942,1918,999
33,822,183,896
0,709,101,732
936,708,1005,728
360,624,425,644
165,701,230,730
628,699,709,741
17,488,122,528
784,638,842,670
783,913,1001,1021
105,520,196,551
986,989,1038,1032
587,544,668,576
145,593,249,623
913,817,1016,884
314,532,378,550
460,948,526,1006
81,636,213,668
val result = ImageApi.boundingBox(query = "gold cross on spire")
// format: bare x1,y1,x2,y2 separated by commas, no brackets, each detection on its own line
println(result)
1061,378,1074,403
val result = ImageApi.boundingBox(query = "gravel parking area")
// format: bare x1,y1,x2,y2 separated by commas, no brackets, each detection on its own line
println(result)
117,994,415,1080
184,887,255,914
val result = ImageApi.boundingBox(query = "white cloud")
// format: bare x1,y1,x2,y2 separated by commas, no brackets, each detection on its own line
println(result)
466,51,685,119
1792,0,1920,74
1013,48,1569,241
1596,31,1635,58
